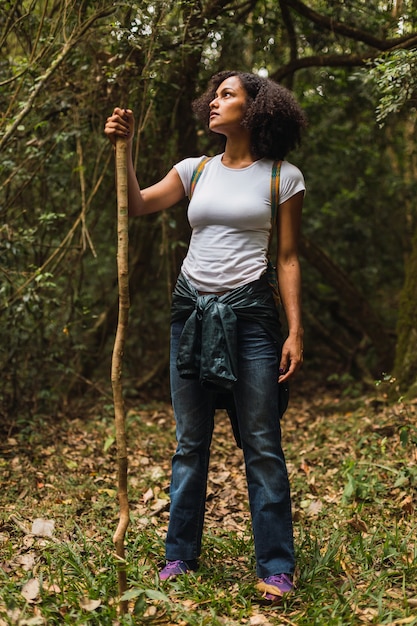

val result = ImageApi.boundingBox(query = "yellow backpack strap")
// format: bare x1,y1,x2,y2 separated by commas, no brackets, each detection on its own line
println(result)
190,156,211,198
270,159,282,227
267,160,282,308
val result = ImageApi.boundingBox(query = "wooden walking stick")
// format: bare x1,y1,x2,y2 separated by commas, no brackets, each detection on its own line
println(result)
111,136,130,615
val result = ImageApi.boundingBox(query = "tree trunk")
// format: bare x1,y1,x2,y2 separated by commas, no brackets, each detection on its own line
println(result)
393,224,417,398
111,138,130,614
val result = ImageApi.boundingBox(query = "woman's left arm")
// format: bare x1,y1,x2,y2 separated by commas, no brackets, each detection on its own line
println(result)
276,190,304,382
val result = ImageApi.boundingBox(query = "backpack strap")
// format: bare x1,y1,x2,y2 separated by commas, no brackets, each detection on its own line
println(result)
268,160,282,248
190,156,211,198
270,160,282,227
267,160,282,308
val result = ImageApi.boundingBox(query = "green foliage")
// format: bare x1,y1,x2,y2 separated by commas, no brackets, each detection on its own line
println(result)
295,67,414,378
366,49,417,123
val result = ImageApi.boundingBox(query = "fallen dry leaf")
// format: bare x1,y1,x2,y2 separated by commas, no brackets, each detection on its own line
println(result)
250,614,274,626
23,535,35,548
143,487,154,503
15,552,36,571
306,499,323,516
31,518,54,538
347,514,368,533
400,494,414,514
144,605,157,617
79,597,101,611
21,578,40,602
356,606,379,621
43,582,62,594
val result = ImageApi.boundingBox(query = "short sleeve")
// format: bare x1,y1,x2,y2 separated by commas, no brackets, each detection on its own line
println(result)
279,161,305,205
174,156,208,198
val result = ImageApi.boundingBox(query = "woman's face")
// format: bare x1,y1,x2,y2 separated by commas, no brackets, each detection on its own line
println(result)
208,76,248,134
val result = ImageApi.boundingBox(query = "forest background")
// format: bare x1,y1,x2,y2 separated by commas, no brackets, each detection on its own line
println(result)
1,0,417,419
1,2,417,625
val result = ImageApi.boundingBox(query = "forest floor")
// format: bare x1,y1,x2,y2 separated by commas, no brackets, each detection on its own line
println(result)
0,380,416,625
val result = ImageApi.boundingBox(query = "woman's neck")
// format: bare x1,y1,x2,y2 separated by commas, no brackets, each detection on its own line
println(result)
222,134,255,169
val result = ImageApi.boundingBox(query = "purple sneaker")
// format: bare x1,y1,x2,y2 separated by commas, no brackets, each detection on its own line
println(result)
256,573,294,603
159,560,190,581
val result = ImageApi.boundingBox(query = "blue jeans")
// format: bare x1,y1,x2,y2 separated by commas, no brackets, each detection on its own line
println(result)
166,318,295,578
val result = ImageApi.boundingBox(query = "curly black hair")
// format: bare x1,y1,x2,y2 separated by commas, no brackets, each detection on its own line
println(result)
192,71,307,160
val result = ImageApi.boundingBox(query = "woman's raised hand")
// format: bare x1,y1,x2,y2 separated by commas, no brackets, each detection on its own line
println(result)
104,107,134,145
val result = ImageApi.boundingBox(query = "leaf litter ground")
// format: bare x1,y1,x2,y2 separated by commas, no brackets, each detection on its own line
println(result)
0,383,416,625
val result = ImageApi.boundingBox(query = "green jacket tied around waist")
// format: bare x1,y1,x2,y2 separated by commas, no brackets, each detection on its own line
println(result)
171,272,289,447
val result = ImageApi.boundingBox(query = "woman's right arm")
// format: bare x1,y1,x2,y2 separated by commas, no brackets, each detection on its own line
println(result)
104,107,186,216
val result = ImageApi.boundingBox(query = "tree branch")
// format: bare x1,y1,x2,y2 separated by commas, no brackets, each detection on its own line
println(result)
272,37,417,82
0,5,115,151
279,0,298,62
281,0,416,51
111,138,130,615
272,52,370,81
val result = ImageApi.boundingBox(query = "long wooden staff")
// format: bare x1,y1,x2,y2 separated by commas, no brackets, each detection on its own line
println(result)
111,136,130,614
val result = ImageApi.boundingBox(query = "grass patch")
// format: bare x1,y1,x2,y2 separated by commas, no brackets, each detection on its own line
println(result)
1,388,416,624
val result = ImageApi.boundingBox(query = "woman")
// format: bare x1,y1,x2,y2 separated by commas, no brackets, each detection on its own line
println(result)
104,70,306,603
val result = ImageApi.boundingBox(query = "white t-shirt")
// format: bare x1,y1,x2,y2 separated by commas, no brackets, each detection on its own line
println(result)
174,153,305,293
